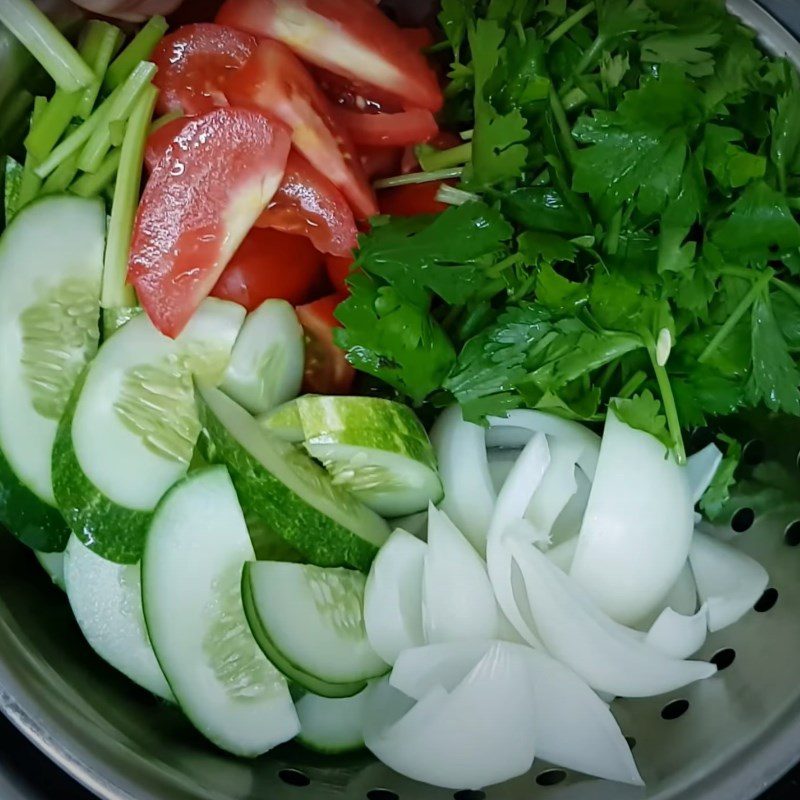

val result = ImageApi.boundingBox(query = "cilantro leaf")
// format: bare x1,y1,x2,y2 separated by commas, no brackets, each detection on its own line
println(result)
771,70,800,192
612,390,674,450
703,124,766,190
641,31,720,78
355,202,513,306
700,435,742,521
439,0,473,55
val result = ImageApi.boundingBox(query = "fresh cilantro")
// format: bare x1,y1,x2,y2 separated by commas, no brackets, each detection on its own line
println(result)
612,390,674,451
700,435,742,520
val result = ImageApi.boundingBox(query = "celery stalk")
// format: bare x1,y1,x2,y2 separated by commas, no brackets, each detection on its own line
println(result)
78,61,156,174
102,85,158,309
24,89,80,162
76,21,123,120
17,96,47,211
103,17,168,92
71,149,122,199
40,151,80,195
0,0,94,92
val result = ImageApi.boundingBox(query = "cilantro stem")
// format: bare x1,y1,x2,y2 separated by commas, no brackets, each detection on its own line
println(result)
436,184,479,206
546,2,596,45
149,110,183,135
773,277,800,308
549,86,577,157
563,87,589,112
698,270,773,364
418,142,472,172
574,35,605,80
618,370,647,399
374,167,464,190
645,334,686,465
460,129,474,141
17,97,47,210
605,208,623,255
71,148,121,198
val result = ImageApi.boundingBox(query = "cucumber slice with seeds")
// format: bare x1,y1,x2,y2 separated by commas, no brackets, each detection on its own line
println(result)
221,299,304,415
52,299,245,564
297,396,443,517
259,399,304,443
142,467,298,757
296,689,369,754
198,386,390,573
0,196,105,552
64,534,172,700
242,561,388,697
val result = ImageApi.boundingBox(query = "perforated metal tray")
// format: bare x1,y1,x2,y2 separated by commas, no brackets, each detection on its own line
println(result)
2,2,800,799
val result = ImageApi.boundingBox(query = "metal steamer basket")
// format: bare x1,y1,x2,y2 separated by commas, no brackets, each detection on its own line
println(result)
2,2,800,799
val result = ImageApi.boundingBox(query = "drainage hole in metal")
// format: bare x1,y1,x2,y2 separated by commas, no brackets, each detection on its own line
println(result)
731,507,755,533
785,521,800,547
454,792,486,800
368,791,399,800
755,588,779,613
710,648,736,671
625,737,637,750
536,770,567,787
661,699,690,720
279,769,311,787
742,439,766,465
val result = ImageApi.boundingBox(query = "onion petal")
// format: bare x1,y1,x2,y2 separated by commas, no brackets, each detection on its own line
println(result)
507,534,717,697
364,529,427,665
645,604,709,660
547,536,580,572
423,506,499,643
430,406,496,553
525,436,582,538
570,412,695,626
689,532,769,632
686,444,723,504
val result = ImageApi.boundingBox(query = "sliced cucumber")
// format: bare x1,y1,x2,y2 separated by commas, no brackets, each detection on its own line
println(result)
63,535,172,700
35,550,66,590
142,467,298,757
259,399,304,443
296,396,443,517
198,386,390,573
221,300,304,415
242,561,388,697
0,196,105,551
102,306,142,340
53,299,245,564
296,689,368,754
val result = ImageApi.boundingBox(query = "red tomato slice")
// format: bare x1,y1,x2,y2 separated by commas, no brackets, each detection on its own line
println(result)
211,227,324,310
255,150,358,258
337,108,438,147
152,23,257,116
379,181,449,217
325,254,354,294
144,115,189,172
216,0,443,112
295,294,355,395
359,145,402,180
128,107,292,338
227,40,378,220
312,66,404,114
400,27,435,51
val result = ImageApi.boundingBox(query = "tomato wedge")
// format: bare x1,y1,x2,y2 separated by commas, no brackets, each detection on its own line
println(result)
295,294,355,395
379,181,450,217
337,108,438,147
152,23,258,116
216,0,443,112
313,66,404,114
128,107,292,338
255,150,358,257
212,227,325,310
227,40,378,220
144,115,189,172
325,254,354,294
359,145,402,180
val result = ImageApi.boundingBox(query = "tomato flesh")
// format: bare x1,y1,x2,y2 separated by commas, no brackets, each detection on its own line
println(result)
379,181,450,217
152,23,257,116
255,150,358,258
324,254,354,294
217,0,443,112
128,107,292,337
145,115,189,172
227,40,378,220
337,108,438,147
295,294,355,395
359,145,402,180
211,227,324,310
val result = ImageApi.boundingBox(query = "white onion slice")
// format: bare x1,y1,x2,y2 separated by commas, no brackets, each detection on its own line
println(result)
364,529,427,665
366,644,537,790
430,406,496,553
686,444,723,504
487,409,601,479
423,506,499,643
486,434,550,646
664,561,699,617
487,447,521,493
525,436,582,537
507,535,716,697
570,412,695,626
645,605,709,660
689,533,769,632
546,536,580,572
551,467,593,545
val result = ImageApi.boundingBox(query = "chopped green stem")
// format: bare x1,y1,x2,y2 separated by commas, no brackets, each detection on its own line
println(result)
605,208,623,255
546,2,596,45
617,370,647,399
78,61,156,174
418,142,473,172
76,21,123,120
773,277,800,308
24,90,79,162
40,151,79,194
150,110,183,135
460,129,474,141
71,148,121,198
698,270,773,364
436,184,479,206
102,85,158,308
597,359,618,391
17,96,47,210
574,35,605,79
374,167,464,190
562,87,589,113
549,86,577,157
645,334,686,465
103,16,167,91
0,0,94,92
